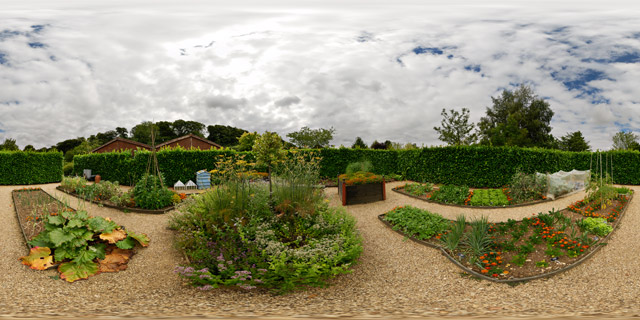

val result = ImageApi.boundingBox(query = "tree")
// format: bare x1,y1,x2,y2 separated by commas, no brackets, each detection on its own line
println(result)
237,132,258,151
433,108,477,146
65,139,100,162
172,119,205,137
130,122,157,145
253,131,286,200
612,131,640,150
207,125,248,147
558,131,590,152
155,121,177,143
0,138,19,151
55,138,84,154
115,127,128,138
478,84,555,148
23,145,35,151
384,140,393,149
352,137,367,149
286,126,335,148
370,140,387,149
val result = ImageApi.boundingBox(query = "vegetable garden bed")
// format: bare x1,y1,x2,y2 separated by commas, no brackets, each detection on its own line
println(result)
392,184,565,209
56,186,174,214
12,187,150,282
338,178,386,205
379,192,632,283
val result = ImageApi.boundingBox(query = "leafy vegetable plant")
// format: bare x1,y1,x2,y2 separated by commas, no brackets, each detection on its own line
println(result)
384,206,450,240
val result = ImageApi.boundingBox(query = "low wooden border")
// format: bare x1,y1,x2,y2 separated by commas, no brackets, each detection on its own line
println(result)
392,186,577,209
56,186,174,214
378,193,633,283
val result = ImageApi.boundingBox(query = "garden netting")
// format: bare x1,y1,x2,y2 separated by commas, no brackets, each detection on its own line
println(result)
537,169,590,200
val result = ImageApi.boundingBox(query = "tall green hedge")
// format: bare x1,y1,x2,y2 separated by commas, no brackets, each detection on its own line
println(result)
0,151,63,185
73,146,640,187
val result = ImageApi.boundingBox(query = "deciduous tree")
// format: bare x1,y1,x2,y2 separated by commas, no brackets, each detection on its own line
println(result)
286,126,335,148
433,108,477,146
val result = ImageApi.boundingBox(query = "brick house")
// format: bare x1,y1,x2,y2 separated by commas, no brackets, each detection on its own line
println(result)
91,137,152,153
156,134,222,150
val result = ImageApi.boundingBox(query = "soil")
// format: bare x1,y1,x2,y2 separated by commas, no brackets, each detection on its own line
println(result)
11,188,75,243
384,195,630,280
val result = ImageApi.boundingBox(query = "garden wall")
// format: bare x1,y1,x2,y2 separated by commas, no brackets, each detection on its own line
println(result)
0,151,63,185
74,147,640,187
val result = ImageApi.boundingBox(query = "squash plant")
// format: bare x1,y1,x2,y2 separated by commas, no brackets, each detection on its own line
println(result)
20,209,149,282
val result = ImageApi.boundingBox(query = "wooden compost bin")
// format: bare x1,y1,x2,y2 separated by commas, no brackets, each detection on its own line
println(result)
338,178,386,205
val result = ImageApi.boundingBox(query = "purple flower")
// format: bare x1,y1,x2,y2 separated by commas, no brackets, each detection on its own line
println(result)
199,285,213,291
198,268,209,273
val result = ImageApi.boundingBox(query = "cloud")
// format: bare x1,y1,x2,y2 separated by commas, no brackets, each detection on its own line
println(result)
1,1,640,150
274,96,301,107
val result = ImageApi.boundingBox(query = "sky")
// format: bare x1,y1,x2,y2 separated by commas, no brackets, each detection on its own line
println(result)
1,0,639,150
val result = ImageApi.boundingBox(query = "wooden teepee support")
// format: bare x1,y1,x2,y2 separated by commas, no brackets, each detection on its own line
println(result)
145,122,165,188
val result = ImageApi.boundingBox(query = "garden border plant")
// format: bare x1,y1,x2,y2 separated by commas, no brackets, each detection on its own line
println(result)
377,192,633,283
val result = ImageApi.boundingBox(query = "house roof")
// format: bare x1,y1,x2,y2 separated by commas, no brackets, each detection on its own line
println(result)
91,137,152,153
155,133,222,149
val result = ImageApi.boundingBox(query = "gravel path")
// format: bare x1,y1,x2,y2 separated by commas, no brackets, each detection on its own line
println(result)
0,181,639,319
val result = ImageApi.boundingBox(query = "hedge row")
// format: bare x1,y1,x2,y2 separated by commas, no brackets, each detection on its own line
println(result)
0,151,63,185
73,147,640,187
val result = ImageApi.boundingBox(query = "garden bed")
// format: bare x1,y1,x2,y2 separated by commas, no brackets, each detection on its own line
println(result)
338,179,386,205
56,186,174,214
12,187,75,248
392,184,573,209
379,193,632,283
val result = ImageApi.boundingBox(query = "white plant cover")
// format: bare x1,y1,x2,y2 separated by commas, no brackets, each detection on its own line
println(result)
185,180,197,190
174,180,185,190
537,169,590,200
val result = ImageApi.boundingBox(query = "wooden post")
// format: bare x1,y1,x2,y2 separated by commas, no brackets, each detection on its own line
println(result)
382,179,386,200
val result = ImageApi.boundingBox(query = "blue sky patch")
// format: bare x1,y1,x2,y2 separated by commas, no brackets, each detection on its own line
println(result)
413,47,443,55
544,26,569,35
31,25,45,33
464,65,481,72
28,42,45,48
0,29,21,41
356,31,374,43
1,100,20,105
0,52,7,65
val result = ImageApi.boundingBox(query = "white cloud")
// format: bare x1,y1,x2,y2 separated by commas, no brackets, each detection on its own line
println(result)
0,1,640,150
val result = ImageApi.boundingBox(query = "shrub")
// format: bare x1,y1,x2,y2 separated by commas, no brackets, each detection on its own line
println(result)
430,185,469,205
0,151,63,185
63,162,74,176
509,171,547,203
60,176,88,192
383,206,450,240
133,174,174,209
338,171,384,185
345,160,373,174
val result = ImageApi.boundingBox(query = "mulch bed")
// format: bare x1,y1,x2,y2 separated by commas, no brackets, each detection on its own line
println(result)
12,188,75,248
55,186,174,214
379,193,632,283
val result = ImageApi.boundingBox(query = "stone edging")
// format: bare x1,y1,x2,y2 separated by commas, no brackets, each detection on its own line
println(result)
377,192,633,283
56,186,174,214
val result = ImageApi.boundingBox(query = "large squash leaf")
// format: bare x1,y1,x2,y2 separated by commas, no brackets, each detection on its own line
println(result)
28,232,53,248
99,228,127,244
20,247,54,270
98,249,132,273
47,215,65,226
128,231,150,247
115,236,136,250
87,217,118,233
58,261,99,282
48,229,75,247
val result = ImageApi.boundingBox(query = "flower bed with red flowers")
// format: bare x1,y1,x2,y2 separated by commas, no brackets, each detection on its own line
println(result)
380,190,633,282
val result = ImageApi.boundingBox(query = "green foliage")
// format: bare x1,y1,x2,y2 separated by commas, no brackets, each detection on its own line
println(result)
345,160,373,174
237,132,258,151
441,215,466,251
403,182,434,196
558,131,590,152
469,189,509,206
612,131,640,150
170,154,362,293
60,176,88,193
0,138,20,151
254,132,286,168
430,185,469,205
286,126,335,148
0,151,62,185
63,162,74,176
351,137,367,149
579,217,613,237
27,209,147,282
478,84,555,148
509,171,547,203
383,206,450,240
464,216,492,258
511,253,527,266
433,108,477,146
133,174,174,209
207,124,248,147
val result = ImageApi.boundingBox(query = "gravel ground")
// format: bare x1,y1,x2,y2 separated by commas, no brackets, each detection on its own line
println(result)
0,181,639,319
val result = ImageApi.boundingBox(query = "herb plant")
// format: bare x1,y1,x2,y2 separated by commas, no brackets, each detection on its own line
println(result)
430,185,469,205
384,206,450,241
